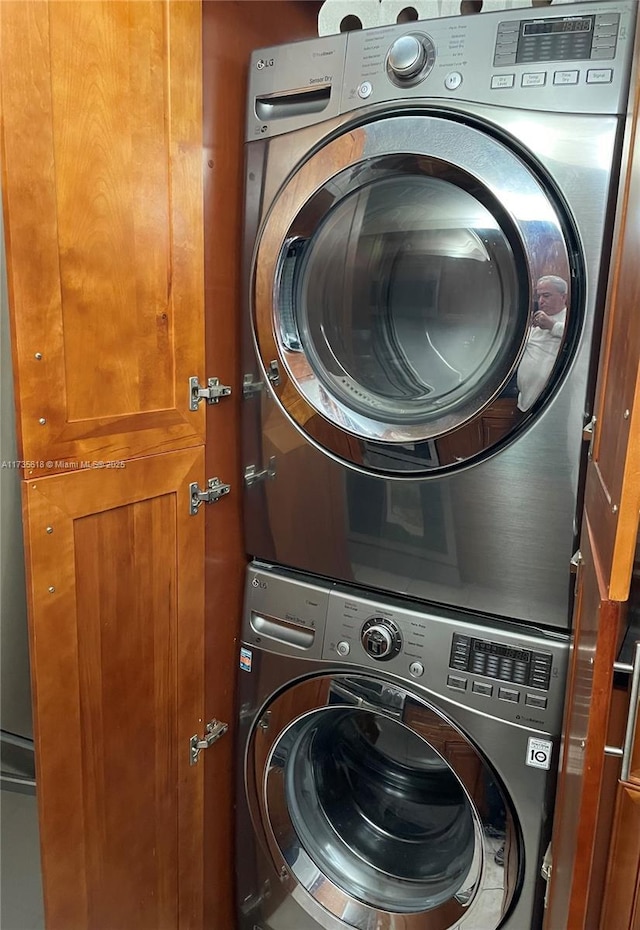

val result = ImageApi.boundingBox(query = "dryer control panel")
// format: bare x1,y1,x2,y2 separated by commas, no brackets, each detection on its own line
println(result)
247,0,636,141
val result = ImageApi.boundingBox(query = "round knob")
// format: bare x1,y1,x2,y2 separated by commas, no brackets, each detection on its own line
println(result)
361,618,402,661
387,35,426,79
363,624,393,658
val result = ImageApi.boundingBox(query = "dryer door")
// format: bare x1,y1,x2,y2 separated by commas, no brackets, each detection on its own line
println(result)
252,112,576,474
248,673,519,930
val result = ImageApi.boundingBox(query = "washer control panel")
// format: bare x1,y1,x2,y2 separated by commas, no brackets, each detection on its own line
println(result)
450,633,552,690
361,617,402,660
244,563,569,732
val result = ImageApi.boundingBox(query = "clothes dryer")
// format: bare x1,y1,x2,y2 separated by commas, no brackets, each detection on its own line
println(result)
236,563,569,930
242,2,637,629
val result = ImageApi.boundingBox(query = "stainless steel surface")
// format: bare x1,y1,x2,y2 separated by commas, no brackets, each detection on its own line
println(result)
242,1,635,630
236,564,570,930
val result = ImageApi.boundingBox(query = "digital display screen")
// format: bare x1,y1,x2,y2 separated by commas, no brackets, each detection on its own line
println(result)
473,640,532,663
522,17,593,37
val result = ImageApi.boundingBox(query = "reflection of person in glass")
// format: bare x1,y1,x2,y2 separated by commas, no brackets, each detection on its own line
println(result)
517,275,567,412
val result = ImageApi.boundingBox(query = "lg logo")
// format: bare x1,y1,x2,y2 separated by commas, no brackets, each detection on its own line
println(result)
256,58,274,70
252,578,267,589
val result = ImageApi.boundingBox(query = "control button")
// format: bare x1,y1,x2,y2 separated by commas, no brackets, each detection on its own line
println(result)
590,48,616,61
336,640,350,657
595,13,620,27
587,68,613,83
409,661,425,678
472,681,493,697
526,693,548,709
447,675,468,692
493,54,516,66
498,687,520,703
358,81,372,99
522,72,546,87
554,70,579,85
495,42,517,55
491,74,515,89
444,71,463,91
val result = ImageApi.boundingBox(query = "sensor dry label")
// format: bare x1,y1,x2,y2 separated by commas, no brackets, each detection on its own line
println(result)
526,736,553,770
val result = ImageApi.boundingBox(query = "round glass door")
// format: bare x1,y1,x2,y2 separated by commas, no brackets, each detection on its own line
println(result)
253,113,575,473
283,173,523,431
250,674,518,930
282,707,476,912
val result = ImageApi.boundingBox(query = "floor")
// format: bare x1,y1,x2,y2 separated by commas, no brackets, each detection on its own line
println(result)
1,786,45,930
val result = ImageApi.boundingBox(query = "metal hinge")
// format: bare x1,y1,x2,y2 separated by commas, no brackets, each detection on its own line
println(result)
582,415,596,458
189,477,231,514
245,457,277,487
189,376,232,410
189,719,228,766
541,843,552,908
242,361,280,399
243,373,264,398
570,549,583,596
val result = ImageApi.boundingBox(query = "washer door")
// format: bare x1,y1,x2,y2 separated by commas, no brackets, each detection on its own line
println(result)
253,113,575,474
248,674,520,930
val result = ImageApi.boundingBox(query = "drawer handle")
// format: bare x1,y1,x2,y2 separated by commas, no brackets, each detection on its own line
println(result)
604,641,640,782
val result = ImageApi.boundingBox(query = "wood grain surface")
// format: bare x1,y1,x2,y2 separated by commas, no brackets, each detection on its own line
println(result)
586,44,640,602
22,447,206,930
1,0,206,475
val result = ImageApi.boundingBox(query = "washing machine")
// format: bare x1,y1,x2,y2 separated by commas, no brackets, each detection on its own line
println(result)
236,562,569,930
242,1,637,630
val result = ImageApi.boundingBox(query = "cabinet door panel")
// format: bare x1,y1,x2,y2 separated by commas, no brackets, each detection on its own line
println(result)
0,0,205,475
22,448,205,930
599,785,640,930
584,58,640,601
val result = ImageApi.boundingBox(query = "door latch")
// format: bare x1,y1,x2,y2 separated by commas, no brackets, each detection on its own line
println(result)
189,719,228,766
189,376,232,410
189,477,231,514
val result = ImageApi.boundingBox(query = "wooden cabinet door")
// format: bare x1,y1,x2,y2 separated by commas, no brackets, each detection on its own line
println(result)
22,448,207,930
0,0,205,477
599,785,640,930
1,2,212,928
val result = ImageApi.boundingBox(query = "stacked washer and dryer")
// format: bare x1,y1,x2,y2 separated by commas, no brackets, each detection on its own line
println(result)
236,4,637,929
